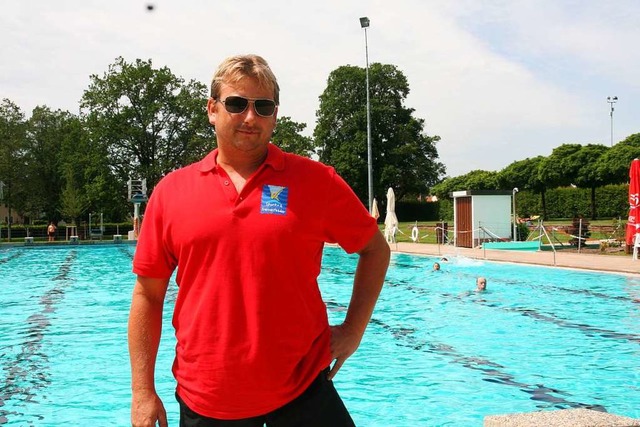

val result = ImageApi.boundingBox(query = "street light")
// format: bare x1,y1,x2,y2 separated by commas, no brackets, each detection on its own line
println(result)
607,96,618,147
512,187,519,242
360,16,373,212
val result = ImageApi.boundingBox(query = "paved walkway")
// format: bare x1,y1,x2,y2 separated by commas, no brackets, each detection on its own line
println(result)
390,242,640,276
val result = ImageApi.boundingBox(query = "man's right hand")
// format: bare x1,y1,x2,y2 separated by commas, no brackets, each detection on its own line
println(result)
131,390,168,427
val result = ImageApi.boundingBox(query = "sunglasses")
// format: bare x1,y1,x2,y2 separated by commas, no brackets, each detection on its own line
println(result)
217,96,277,117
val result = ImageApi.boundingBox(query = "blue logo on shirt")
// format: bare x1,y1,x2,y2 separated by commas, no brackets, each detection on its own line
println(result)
261,185,288,215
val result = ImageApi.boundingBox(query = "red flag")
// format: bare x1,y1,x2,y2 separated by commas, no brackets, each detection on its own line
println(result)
626,159,640,245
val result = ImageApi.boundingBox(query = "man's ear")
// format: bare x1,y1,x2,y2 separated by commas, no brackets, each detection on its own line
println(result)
207,98,217,126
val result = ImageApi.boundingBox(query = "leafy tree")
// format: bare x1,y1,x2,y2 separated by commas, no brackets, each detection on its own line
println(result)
431,170,499,200
538,143,608,219
0,99,27,238
463,170,499,190
569,144,608,219
271,116,314,157
80,57,214,193
314,63,444,203
596,133,640,185
430,175,469,200
23,106,77,222
538,144,583,189
57,113,130,222
59,167,87,226
498,156,548,218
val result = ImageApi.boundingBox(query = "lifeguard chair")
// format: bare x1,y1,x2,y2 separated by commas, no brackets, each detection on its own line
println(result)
128,178,148,240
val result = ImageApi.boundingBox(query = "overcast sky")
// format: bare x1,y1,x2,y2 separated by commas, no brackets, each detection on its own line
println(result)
2,1,638,177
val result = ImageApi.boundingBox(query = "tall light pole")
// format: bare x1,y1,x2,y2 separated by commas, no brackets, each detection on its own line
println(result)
512,187,519,242
607,96,618,147
360,16,373,212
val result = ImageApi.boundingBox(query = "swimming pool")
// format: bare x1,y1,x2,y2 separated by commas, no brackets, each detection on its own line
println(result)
1,245,639,426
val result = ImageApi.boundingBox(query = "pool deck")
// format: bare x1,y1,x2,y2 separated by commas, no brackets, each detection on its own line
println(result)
389,242,640,275
484,408,640,426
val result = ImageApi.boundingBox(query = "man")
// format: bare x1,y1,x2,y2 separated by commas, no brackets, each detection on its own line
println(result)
128,54,390,427
476,277,487,292
47,221,56,242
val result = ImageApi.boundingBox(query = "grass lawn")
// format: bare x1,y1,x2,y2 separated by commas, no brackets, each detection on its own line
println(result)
380,218,628,249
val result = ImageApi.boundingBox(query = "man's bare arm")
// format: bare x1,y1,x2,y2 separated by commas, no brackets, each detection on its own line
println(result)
128,276,170,427
329,230,390,379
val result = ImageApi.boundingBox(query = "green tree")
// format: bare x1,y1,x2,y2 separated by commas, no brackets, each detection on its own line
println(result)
57,113,130,222
431,170,499,200
498,156,548,218
538,144,583,189
570,144,608,219
23,106,77,222
596,133,640,185
59,167,87,226
0,99,27,239
314,63,444,203
271,116,314,157
80,57,214,193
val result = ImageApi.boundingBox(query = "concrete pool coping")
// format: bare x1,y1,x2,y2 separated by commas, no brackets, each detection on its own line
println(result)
6,240,637,275
484,408,640,426
389,242,640,276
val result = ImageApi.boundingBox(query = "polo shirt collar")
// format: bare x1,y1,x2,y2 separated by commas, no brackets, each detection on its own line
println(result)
198,143,285,173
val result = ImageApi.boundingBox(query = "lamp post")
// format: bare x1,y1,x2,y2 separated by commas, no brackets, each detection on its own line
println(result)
359,16,373,212
607,96,618,147
512,187,519,241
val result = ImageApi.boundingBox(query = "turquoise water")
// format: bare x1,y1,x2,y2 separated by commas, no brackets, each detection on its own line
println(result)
1,245,639,426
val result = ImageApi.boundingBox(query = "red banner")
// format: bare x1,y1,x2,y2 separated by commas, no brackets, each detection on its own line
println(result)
626,159,640,245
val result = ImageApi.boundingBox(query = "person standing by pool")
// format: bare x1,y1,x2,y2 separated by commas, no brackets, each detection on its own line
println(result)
47,221,56,242
128,54,390,426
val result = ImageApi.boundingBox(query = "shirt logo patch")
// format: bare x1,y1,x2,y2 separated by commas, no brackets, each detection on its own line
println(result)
261,185,288,215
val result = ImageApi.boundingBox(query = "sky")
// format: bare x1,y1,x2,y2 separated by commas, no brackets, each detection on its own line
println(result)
2,0,639,177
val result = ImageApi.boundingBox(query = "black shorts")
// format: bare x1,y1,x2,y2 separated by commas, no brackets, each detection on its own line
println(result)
176,368,356,427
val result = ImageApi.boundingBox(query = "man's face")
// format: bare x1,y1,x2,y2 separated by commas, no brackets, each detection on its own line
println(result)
207,77,278,155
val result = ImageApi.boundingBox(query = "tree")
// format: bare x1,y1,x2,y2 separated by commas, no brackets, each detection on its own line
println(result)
570,144,608,219
80,57,214,194
271,116,314,157
23,106,76,222
498,156,548,218
0,99,27,239
431,170,499,200
59,167,87,226
314,63,444,203
596,133,640,185
538,143,608,219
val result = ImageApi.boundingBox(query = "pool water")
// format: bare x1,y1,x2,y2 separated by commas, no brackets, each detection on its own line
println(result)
1,245,639,426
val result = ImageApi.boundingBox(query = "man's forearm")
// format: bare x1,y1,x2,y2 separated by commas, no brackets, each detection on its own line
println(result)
128,284,165,393
345,231,390,335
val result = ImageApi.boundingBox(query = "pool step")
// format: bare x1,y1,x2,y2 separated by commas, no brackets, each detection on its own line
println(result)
484,408,640,426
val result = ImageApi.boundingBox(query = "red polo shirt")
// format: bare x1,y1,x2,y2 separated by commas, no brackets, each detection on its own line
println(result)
133,144,378,419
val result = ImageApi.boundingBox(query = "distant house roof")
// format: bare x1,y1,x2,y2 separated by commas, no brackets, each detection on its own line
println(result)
451,190,513,197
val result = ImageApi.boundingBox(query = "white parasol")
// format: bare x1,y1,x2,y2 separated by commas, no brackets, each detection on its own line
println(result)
384,187,399,243
371,198,380,220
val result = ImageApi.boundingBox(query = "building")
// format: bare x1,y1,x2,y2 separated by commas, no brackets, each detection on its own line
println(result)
452,190,513,248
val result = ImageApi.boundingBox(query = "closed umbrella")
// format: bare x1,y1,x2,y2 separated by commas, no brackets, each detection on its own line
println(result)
626,158,640,246
371,198,380,220
384,187,399,243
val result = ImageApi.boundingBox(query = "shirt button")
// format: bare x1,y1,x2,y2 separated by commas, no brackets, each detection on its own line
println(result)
224,180,230,186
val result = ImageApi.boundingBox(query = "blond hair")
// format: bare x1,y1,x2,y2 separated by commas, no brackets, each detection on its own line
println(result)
210,54,280,104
